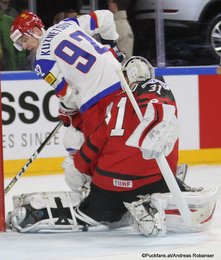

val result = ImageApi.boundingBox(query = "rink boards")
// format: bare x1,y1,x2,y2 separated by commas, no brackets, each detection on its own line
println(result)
1,67,221,177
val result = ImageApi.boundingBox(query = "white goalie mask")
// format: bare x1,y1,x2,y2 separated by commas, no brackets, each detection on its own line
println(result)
122,56,155,84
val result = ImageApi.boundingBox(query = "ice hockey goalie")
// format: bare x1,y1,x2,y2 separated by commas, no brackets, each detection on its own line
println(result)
6,184,218,235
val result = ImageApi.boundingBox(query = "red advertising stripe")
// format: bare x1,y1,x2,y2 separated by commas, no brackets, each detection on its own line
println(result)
199,75,221,148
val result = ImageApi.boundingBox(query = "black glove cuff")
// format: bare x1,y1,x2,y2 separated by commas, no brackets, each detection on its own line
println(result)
100,38,116,48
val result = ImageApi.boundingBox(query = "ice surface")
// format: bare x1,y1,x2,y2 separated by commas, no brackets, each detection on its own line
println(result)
1,165,221,260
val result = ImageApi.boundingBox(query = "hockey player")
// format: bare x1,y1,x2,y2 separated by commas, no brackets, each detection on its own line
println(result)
10,10,125,138
7,57,218,235
9,10,126,195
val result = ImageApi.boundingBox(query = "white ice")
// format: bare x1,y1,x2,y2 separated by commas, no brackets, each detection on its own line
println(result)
1,165,221,260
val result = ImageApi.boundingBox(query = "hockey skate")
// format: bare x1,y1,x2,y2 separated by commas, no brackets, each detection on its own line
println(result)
7,205,46,232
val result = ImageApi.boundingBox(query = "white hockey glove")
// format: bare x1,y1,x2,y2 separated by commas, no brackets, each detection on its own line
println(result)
126,102,179,159
59,102,79,127
124,194,167,237
62,156,91,198
63,126,85,155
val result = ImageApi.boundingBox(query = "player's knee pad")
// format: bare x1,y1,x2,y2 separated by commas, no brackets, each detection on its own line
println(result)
62,156,91,198
7,191,106,233
124,194,167,237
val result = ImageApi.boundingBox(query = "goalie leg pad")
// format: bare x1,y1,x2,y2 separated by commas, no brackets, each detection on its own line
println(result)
152,185,219,233
124,194,167,237
7,191,107,233
12,191,83,209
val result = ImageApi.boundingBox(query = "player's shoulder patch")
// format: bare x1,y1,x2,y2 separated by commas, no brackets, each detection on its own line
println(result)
44,72,56,85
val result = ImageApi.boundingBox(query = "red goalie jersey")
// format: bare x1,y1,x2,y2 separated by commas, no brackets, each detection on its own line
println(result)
74,78,178,192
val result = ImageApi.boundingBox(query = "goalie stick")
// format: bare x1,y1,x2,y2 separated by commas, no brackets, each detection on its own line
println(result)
117,70,196,226
4,121,63,195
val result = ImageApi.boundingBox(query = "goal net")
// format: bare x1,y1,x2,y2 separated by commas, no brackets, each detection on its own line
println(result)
0,84,5,232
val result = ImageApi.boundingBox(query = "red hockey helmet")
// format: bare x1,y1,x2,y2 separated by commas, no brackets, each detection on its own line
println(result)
10,11,44,50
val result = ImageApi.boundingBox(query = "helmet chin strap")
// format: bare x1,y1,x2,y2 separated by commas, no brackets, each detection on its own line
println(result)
13,42,23,51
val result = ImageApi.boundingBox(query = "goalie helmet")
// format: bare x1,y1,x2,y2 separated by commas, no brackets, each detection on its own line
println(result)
10,11,44,51
122,56,155,84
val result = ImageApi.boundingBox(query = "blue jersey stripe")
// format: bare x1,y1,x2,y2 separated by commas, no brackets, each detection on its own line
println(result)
80,81,122,113
63,17,80,26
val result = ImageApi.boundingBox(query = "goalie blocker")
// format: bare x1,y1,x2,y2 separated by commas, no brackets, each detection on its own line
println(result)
6,185,218,235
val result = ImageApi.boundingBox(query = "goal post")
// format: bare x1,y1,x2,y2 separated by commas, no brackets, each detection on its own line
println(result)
0,82,5,232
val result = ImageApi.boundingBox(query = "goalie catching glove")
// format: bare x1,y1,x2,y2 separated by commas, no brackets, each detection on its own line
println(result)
126,102,179,159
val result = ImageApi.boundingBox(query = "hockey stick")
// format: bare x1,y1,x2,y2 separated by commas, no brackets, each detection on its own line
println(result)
117,70,193,225
4,121,63,195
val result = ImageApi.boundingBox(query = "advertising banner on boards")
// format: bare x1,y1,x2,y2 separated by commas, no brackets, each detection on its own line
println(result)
1,74,66,161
